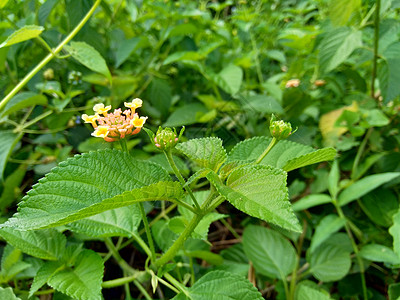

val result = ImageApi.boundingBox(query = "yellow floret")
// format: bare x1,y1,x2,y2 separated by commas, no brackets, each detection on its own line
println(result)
124,98,143,110
93,103,111,115
82,114,99,123
131,116,148,128
92,126,109,138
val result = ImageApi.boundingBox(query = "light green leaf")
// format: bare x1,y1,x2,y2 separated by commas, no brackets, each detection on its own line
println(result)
0,131,23,181
243,225,297,279
115,37,141,67
172,270,263,300
0,245,30,283
338,172,400,206
359,244,400,265
176,137,227,172
207,166,301,232
0,0,9,9
47,250,104,300
0,228,66,260
228,136,336,172
67,204,141,238
0,150,180,230
389,209,400,257
0,287,21,300
64,41,112,82
308,244,351,282
292,194,332,211
29,261,62,297
210,64,243,95
295,281,332,300
318,27,362,73
0,25,44,48
163,51,205,65
310,215,346,253
329,0,361,26
163,103,208,127
0,92,47,119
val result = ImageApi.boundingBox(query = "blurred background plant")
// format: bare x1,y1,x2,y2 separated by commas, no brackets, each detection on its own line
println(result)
0,0,399,299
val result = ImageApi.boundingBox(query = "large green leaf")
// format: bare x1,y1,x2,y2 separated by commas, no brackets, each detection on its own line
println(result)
64,41,112,82
359,244,400,265
0,131,23,181
176,137,227,171
0,287,21,300
309,215,346,253
67,204,141,238
338,172,400,206
0,25,44,48
228,136,335,172
295,281,332,300
308,244,351,282
172,270,263,300
0,150,183,230
0,228,66,260
47,250,104,300
318,27,362,73
207,166,301,232
329,0,361,26
209,64,243,95
242,225,297,279
0,92,47,118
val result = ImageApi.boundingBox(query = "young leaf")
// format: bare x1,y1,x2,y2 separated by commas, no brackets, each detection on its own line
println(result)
242,225,297,280
338,172,400,206
0,150,178,230
0,287,21,300
172,270,263,300
0,228,66,260
228,136,335,172
47,250,104,300
292,194,332,211
176,137,227,172
308,244,351,282
359,244,400,265
64,41,112,82
207,166,302,232
0,25,44,48
318,27,362,73
0,0,9,9
309,215,346,253
67,204,142,238
0,131,23,181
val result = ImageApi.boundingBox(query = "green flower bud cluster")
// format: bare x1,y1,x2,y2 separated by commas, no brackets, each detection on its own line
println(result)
153,127,185,151
269,115,296,140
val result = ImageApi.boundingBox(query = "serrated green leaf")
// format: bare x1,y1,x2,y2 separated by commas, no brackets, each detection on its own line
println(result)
172,270,263,300
64,41,111,82
0,131,23,181
295,281,332,300
0,245,30,284
177,137,227,171
338,172,400,206
243,225,297,279
329,0,361,26
0,228,66,260
29,261,63,297
47,250,104,300
292,194,332,211
67,204,141,238
0,92,47,119
1,150,179,230
308,244,351,282
0,287,21,300
310,215,346,253
0,25,44,48
207,166,301,232
228,136,335,172
318,27,362,73
359,244,400,265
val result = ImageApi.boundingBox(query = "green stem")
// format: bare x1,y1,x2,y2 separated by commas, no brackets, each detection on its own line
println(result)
139,203,156,265
131,230,152,258
156,275,181,294
18,110,53,131
102,274,140,288
351,128,373,180
164,149,201,210
255,137,278,164
0,0,102,112
333,200,368,300
371,0,381,98
104,238,138,275
164,272,189,296
133,280,152,300
156,212,204,267
219,218,241,240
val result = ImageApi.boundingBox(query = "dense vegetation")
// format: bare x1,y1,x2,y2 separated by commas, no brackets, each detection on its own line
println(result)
0,0,399,299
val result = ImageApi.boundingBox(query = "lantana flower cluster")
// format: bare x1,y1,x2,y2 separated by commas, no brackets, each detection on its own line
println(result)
82,98,147,142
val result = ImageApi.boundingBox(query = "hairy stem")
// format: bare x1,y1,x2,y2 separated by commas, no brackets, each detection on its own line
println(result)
0,0,102,111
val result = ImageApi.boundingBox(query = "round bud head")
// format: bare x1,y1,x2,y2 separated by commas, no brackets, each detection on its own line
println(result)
154,127,179,151
269,115,296,140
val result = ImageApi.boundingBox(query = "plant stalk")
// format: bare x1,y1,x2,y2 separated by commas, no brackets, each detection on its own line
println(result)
139,202,157,265
0,0,102,112
255,137,278,164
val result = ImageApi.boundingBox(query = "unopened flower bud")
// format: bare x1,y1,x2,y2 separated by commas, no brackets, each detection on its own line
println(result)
269,115,296,140
153,127,184,151
43,68,54,80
